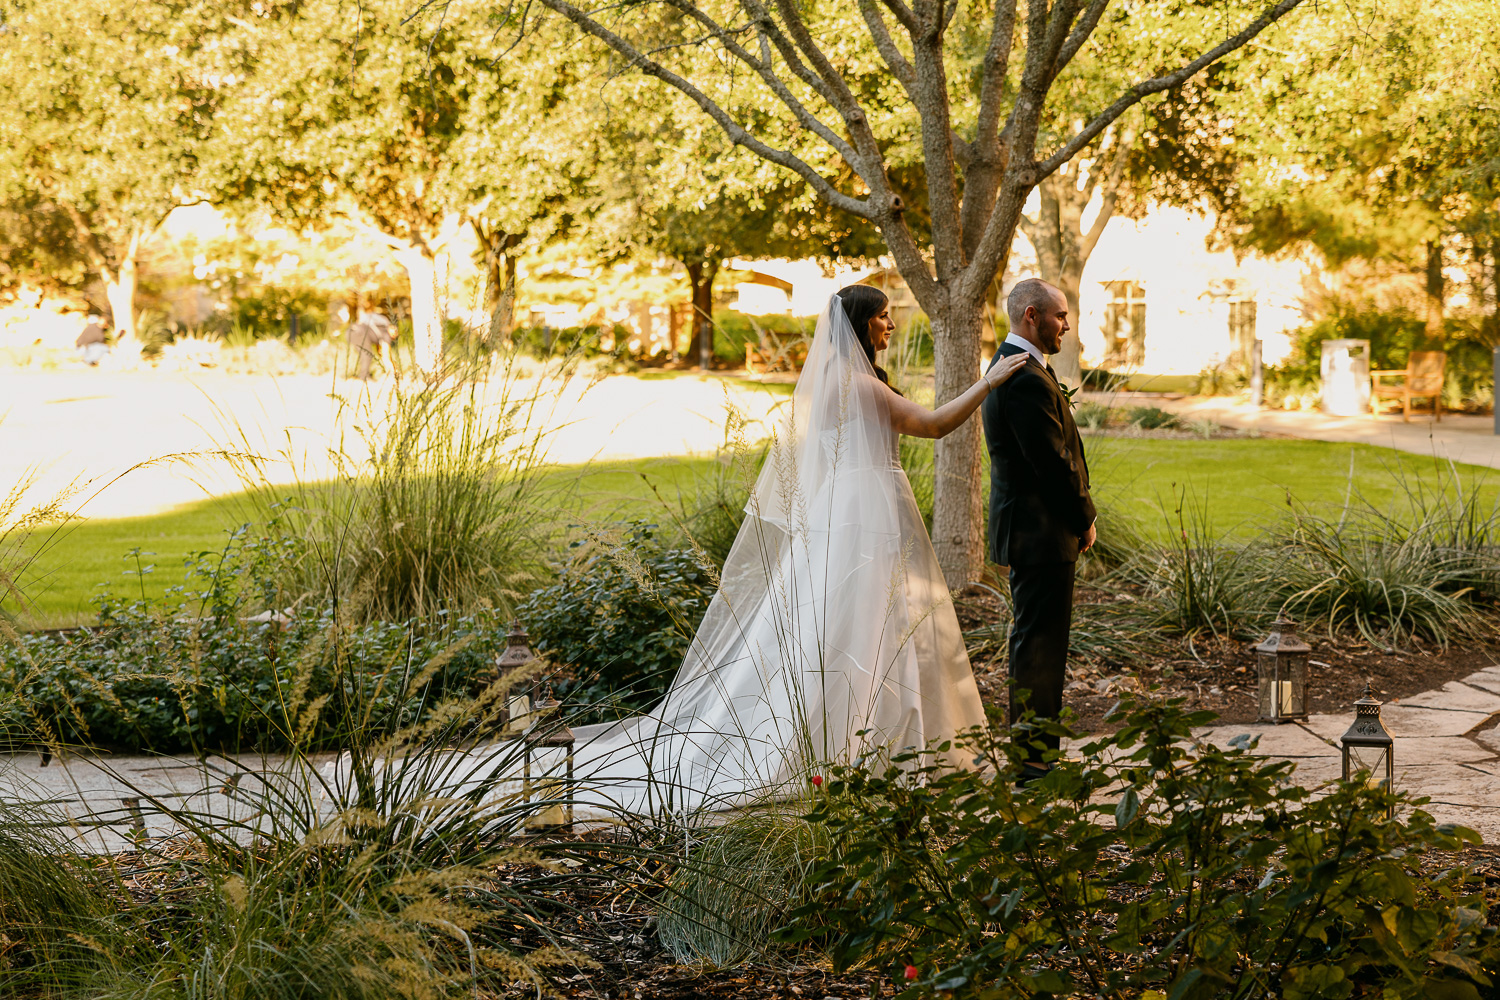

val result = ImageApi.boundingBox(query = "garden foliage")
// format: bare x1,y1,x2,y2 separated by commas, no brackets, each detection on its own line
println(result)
0,531,514,754
518,522,715,720
779,697,1499,999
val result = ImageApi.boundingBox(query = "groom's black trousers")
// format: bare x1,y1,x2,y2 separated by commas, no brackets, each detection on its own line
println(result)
1007,560,1075,761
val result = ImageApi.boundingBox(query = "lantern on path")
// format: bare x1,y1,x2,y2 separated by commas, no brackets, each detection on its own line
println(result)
1253,618,1311,723
1340,683,1395,795
491,620,537,732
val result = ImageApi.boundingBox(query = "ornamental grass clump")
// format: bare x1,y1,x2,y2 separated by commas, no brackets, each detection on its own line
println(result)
1127,488,1272,638
1274,467,1500,648
215,348,576,625
1,612,596,998
780,697,1499,999
655,807,832,967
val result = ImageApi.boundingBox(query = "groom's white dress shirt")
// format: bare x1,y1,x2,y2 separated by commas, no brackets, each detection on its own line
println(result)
1002,332,1048,369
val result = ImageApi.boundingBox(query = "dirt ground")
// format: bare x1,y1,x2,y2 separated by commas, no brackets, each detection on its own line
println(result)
952,587,1500,734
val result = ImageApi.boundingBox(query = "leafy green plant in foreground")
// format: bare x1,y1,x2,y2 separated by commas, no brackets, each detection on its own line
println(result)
780,697,1498,999
518,521,715,722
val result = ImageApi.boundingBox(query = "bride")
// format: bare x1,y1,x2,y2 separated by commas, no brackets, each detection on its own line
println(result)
528,286,1027,816
334,287,1026,819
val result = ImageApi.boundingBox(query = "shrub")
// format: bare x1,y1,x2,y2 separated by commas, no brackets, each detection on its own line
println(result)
517,523,715,720
1127,489,1271,638
711,311,811,366
1274,487,1500,648
1126,405,1179,430
780,697,1499,999
1073,401,1112,431
1270,303,1495,414
0,533,524,754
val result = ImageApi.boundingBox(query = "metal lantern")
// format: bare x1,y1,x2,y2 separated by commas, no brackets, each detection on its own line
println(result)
1340,683,1395,794
491,620,537,731
1253,618,1311,723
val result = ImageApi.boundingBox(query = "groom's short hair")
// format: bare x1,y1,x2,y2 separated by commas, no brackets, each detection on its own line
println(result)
1007,278,1059,331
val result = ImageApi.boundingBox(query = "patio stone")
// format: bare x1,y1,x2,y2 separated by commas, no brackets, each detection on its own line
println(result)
1303,706,1494,740
1398,681,1500,715
1195,723,1336,758
1478,725,1500,755
1462,670,1500,697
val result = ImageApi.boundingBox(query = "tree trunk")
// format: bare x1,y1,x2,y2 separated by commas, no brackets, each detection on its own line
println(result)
681,258,719,370
1018,157,1122,388
930,303,986,588
1424,238,1445,347
1053,263,1085,385
104,256,139,352
492,252,517,342
476,223,523,343
396,245,442,372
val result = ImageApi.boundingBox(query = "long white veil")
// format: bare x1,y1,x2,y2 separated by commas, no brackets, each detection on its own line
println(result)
331,294,985,818
550,292,983,814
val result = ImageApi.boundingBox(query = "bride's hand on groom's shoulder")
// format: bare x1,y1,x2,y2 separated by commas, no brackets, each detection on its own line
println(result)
984,353,1029,389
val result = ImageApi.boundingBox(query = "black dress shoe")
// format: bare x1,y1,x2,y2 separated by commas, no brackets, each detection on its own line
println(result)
1014,762,1051,788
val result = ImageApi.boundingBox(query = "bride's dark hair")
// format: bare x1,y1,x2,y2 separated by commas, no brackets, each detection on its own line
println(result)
836,283,899,391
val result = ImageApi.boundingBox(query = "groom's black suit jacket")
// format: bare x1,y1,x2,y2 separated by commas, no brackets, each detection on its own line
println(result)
981,343,1096,566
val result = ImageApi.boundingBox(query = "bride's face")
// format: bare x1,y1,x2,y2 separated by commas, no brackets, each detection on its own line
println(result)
868,306,894,353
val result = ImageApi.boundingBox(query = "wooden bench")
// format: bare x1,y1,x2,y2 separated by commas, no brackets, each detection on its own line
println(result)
1370,351,1445,421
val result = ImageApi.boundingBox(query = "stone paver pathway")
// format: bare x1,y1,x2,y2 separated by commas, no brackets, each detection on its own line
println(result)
5,668,1499,851
1196,666,1500,842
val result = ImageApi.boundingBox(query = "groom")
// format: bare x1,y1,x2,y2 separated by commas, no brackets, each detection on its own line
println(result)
980,278,1096,775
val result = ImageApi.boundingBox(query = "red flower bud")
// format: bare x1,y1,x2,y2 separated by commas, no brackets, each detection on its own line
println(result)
812,775,823,787
904,965,918,980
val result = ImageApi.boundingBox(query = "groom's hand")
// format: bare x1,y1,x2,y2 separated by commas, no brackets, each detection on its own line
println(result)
1080,522,1097,555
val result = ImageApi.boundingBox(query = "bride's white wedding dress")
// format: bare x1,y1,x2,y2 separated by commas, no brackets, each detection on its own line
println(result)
332,295,985,817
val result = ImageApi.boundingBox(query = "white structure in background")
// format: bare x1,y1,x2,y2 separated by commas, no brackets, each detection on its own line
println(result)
728,259,877,316
1057,206,1310,376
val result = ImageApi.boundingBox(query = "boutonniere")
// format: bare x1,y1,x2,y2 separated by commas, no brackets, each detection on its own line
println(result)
1060,383,1080,407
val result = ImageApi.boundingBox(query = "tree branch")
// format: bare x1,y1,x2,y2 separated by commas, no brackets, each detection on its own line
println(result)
535,0,874,218
1035,0,1306,179
877,0,921,36
973,0,1017,150
1053,0,1109,79
660,0,860,164
856,0,917,98
59,203,114,278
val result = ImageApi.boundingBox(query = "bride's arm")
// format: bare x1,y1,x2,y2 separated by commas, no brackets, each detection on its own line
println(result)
883,353,1029,439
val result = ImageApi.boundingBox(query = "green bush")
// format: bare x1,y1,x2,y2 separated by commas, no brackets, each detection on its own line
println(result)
1127,489,1271,638
780,697,1499,999
0,532,521,754
516,523,715,720
1074,401,1112,431
510,322,630,360
224,355,561,624
1274,479,1500,647
657,809,831,967
710,311,811,366
1126,405,1179,430
1269,304,1496,413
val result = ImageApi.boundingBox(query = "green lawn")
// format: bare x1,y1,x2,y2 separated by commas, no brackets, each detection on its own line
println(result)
12,436,1496,626
1082,435,1498,538
12,456,720,627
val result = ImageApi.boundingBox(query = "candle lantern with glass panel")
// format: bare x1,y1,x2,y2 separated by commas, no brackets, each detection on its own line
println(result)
1253,618,1310,724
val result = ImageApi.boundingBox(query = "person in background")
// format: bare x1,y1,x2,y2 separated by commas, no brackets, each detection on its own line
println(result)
346,311,397,380
76,315,111,366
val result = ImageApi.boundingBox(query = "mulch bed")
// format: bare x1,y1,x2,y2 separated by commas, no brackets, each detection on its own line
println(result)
954,587,1500,735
